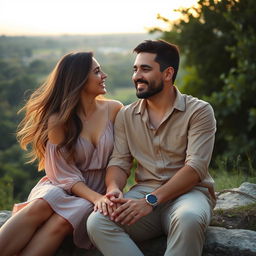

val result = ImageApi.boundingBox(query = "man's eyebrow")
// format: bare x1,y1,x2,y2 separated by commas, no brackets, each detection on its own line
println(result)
133,64,152,69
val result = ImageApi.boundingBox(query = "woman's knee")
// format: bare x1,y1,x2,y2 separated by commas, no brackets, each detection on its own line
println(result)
23,199,53,219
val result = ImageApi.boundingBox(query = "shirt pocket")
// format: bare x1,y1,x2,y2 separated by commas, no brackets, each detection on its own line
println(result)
162,131,188,158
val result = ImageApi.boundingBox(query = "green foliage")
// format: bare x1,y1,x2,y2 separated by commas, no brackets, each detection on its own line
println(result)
213,154,252,188
151,0,236,97
210,0,256,158
108,88,137,105
124,161,137,193
0,176,14,210
98,52,135,91
210,167,256,192
0,33,155,93
153,0,256,170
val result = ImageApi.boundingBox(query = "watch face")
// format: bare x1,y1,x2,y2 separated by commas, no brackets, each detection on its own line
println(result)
146,194,157,204
147,194,157,204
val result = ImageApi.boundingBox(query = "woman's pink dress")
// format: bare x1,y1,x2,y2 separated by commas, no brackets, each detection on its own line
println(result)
13,121,114,249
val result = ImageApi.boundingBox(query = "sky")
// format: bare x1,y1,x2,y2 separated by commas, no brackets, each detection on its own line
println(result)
0,0,197,36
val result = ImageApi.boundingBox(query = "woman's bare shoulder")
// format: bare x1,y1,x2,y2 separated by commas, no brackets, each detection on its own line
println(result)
108,99,123,110
106,99,123,121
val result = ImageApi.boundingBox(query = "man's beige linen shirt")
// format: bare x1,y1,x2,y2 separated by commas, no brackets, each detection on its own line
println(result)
108,87,216,200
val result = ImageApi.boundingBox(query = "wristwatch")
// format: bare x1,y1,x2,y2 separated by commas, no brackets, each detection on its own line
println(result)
145,194,158,207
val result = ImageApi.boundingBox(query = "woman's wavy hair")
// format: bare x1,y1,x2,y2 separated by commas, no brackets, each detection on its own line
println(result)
17,52,93,170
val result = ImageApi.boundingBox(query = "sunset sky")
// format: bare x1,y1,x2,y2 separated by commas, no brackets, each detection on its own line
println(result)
0,0,197,35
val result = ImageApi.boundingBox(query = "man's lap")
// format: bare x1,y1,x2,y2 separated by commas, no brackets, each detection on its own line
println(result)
87,186,212,242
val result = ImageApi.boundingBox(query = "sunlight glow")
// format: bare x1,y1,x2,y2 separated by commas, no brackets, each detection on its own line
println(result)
0,0,197,35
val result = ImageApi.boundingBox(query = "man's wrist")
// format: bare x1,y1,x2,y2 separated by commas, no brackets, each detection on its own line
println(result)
106,184,120,193
145,194,158,207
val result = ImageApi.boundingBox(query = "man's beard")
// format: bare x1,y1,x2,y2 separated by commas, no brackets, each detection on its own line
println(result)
135,79,164,99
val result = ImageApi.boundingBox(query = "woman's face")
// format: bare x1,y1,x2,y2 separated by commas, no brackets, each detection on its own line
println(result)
83,58,107,96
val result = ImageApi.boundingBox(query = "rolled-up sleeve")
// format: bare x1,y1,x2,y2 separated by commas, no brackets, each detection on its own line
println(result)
185,103,216,180
45,142,85,193
107,108,133,176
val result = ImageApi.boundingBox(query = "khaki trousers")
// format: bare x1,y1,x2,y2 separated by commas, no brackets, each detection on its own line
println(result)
87,185,213,256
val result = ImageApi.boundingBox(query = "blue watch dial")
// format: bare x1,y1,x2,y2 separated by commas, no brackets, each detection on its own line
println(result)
145,194,158,206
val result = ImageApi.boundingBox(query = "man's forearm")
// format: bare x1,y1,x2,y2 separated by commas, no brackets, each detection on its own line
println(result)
153,165,200,204
106,165,128,192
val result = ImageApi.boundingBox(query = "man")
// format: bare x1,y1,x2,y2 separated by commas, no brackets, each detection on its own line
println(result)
87,40,216,256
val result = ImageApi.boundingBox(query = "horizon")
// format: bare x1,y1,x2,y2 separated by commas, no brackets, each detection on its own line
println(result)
0,31,153,37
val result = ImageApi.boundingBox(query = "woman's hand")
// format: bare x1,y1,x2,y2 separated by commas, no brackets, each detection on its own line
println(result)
93,195,113,216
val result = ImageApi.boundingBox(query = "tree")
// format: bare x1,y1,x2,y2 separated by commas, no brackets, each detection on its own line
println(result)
152,0,256,169
210,0,256,163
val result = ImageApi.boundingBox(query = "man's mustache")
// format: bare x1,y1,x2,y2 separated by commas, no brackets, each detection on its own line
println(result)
135,79,149,85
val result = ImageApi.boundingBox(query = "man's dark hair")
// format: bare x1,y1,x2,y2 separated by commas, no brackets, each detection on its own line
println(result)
133,40,180,83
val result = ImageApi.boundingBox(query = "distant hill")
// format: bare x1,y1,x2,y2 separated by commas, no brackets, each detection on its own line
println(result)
0,33,159,59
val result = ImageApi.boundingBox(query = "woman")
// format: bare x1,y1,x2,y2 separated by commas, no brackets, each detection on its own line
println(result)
0,52,123,256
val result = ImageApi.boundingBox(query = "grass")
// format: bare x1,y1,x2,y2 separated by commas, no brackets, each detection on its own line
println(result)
210,168,256,192
124,161,256,193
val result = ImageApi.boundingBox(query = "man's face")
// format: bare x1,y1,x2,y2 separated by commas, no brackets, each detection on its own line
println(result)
132,52,164,99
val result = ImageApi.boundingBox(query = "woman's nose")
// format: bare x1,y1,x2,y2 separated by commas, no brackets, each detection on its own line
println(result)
102,71,107,79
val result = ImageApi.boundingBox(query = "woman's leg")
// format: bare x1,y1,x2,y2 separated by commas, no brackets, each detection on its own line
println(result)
0,199,54,256
19,213,73,256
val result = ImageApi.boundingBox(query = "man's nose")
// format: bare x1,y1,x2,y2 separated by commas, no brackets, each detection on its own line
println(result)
132,70,142,81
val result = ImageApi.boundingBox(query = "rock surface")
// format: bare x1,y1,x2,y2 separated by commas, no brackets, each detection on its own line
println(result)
1,182,256,255
215,182,256,210
0,210,11,226
203,227,256,256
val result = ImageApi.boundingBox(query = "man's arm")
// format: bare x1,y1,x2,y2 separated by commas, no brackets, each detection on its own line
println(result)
111,165,199,225
104,166,129,217
106,165,128,196
151,165,200,203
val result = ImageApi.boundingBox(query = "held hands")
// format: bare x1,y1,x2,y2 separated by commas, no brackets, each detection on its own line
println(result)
94,189,154,225
93,195,113,216
110,197,153,226
94,188,123,216
105,188,123,216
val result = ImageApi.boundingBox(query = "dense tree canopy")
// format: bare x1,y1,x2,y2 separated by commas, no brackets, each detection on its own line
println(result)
152,0,256,169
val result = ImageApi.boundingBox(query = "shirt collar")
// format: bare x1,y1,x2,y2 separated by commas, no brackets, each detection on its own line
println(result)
135,86,186,115
135,99,146,115
173,86,186,112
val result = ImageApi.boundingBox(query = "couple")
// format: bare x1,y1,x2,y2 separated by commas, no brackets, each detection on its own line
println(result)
0,39,216,256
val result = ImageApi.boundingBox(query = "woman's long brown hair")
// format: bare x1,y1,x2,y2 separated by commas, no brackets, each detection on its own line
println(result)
17,52,93,170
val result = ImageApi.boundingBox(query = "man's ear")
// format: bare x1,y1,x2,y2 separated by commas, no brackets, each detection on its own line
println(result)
163,67,174,82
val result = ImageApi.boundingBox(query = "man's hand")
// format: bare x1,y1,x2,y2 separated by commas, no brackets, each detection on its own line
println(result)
110,197,153,225
105,188,124,217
